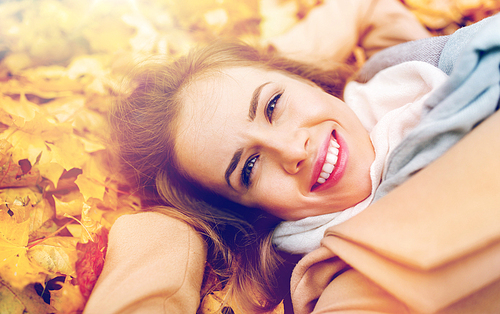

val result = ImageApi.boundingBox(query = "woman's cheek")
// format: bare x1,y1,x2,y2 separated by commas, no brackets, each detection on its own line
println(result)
259,178,297,206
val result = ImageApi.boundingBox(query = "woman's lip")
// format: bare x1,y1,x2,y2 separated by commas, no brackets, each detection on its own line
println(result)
310,130,348,192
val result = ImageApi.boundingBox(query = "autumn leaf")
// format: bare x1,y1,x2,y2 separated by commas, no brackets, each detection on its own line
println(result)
0,109,14,133
75,154,109,202
75,175,105,203
46,133,88,171
28,237,79,276
37,162,65,187
0,187,43,224
75,228,108,299
28,198,55,239
80,202,104,242
0,211,45,289
40,96,85,124
71,107,109,144
0,278,57,314
0,93,40,125
53,190,84,218
49,277,86,313
0,157,40,189
1,128,51,168
0,110,73,169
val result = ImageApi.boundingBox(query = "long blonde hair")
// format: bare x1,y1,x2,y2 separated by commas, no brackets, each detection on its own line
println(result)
110,40,353,313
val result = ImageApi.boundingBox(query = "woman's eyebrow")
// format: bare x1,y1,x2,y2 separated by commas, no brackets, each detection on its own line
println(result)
225,148,243,188
248,82,271,121
225,82,272,188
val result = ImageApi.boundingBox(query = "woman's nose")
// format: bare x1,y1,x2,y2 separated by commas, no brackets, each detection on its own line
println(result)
268,128,309,174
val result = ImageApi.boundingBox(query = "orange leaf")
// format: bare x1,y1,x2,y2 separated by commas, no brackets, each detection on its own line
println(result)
75,229,108,299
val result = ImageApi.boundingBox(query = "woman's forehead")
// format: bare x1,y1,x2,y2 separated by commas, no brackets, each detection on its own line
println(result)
173,67,278,189
180,67,271,118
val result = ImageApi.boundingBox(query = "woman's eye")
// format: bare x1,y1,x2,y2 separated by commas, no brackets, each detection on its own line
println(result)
266,93,281,122
241,155,258,187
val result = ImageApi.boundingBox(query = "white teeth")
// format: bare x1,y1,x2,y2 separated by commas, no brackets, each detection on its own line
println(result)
329,145,339,155
316,137,340,185
322,162,334,173
326,153,338,165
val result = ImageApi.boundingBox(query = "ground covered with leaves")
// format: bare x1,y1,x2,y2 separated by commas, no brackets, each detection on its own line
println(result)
0,0,499,313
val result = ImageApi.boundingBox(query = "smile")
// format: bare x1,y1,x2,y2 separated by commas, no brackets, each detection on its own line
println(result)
316,138,340,184
311,130,348,192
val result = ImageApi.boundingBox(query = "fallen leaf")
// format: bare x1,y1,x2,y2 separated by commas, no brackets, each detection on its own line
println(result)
0,157,40,189
0,211,45,289
28,236,79,276
0,278,57,314
75,175,105,202
49,277,86,313
37,162,65,187
0,94,40,124
28,198,56,238
75,228,108,299
54,190,84,218
79,202,104,243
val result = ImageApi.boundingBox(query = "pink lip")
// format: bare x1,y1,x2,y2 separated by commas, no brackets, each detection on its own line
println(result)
310,130,348,192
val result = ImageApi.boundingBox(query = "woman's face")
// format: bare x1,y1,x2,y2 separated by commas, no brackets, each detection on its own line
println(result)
175,66,375,220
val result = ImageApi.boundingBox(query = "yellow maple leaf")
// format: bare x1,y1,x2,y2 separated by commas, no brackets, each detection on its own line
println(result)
37,162,65,186
28,198,54,236
5,129,51,166
0,94,40,126
0,187,43,224
53,190,84,218
0,211,44,289
47,133,88,171
0,111,68,167
74,175,105,203
75,154,109,202
27,236,79,276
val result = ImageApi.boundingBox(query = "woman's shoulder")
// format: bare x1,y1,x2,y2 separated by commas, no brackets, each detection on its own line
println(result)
84,211,207,314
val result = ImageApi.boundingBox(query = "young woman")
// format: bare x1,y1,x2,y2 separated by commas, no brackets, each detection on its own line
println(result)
105,41,363,313
84,11,500,314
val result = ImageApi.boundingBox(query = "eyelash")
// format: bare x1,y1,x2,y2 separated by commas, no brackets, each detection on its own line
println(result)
266,93,281,123
241,93,282,187
241,155,258,187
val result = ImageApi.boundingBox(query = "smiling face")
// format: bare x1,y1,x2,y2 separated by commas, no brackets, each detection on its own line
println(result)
175,66,375,221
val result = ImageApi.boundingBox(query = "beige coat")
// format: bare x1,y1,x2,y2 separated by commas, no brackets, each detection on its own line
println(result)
291,110,500,313
83,212,207,314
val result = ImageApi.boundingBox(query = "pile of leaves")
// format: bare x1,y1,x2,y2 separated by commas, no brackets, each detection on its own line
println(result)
0,0,498,313
0,43,142,313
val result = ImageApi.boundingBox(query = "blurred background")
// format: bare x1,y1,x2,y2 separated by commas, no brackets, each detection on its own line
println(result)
0,0,499,313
